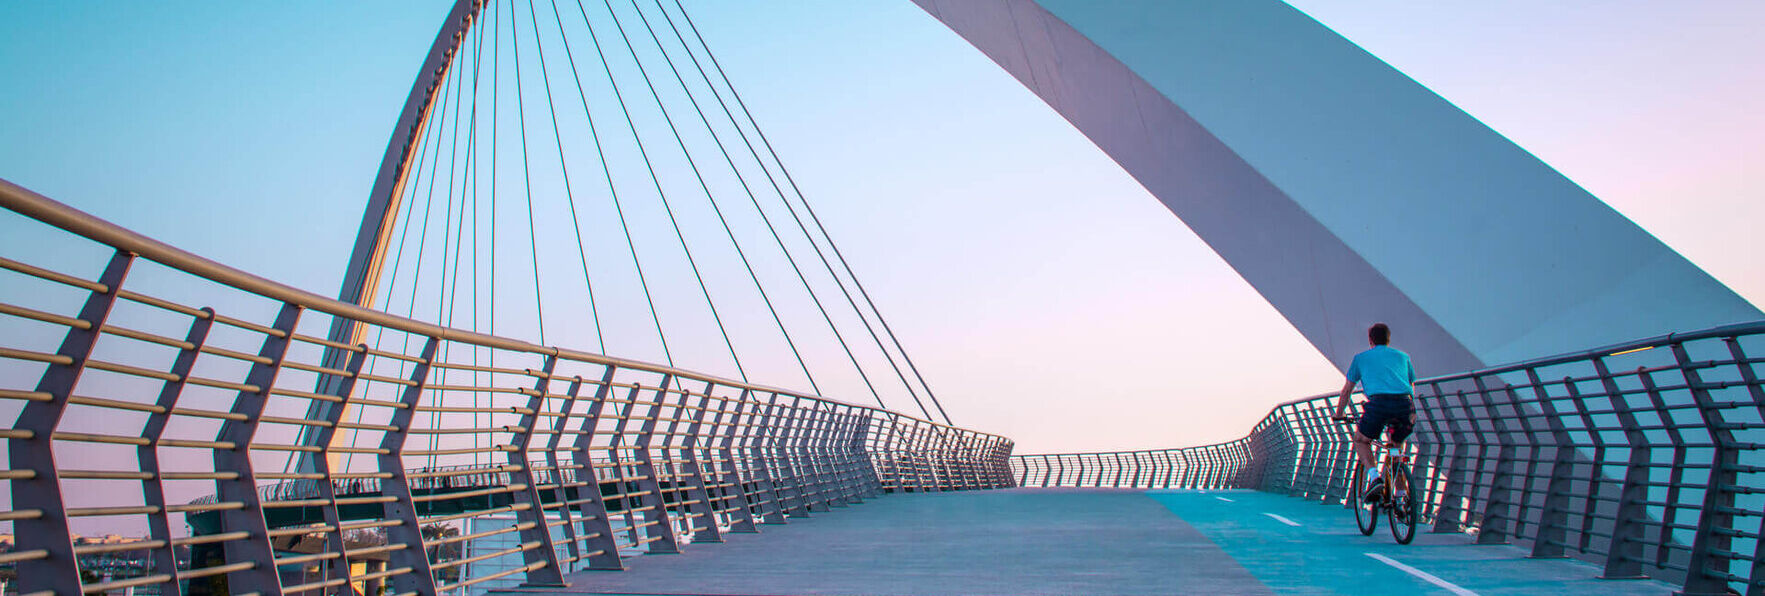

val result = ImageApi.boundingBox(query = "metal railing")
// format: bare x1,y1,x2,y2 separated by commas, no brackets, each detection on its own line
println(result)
1012,321,1765,595
0,178,1014,596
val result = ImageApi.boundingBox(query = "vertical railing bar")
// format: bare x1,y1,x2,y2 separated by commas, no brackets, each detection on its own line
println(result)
1592,356,1651,580
507,356,568,586
747,392,789,522
1474,375,1518,545
566,367,624,570
1720,337,1765,596
675,381,725,543
1526,367,1576,559
300,341,368,591
9,250,132,595
715,388,762,533
212,302,302,596
631,376,683,554
1670,341,1742,595
1432,385,1472,533
1634,366,1691,572
139,305,215,593
1561,375,1605,556
542,374,585,568
375,336,442,596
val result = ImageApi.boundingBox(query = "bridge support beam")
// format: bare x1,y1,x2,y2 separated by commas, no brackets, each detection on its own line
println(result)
914,0,1758,378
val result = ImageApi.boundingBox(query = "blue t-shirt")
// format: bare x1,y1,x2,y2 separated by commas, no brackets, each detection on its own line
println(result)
1347,345,1415,396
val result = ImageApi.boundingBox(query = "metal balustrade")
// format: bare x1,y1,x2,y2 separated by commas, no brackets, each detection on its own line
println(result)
0,179,1014,595
1012,322,1765,595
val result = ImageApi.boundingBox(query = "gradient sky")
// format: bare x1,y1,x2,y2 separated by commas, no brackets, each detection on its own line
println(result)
1,1,1759,455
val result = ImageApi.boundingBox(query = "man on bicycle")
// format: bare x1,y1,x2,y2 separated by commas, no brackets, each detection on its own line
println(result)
1331,323,1416,501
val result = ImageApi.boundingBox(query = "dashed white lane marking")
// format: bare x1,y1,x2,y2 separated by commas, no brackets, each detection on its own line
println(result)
1365,553,1479,596
1262,512,1301,527
1215,496,1235,503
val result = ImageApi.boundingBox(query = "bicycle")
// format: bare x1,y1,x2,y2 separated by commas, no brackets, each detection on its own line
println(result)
1338,417,1418,544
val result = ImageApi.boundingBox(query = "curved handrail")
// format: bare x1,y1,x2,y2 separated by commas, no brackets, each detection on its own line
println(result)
0,177,1002,442
1012,320,1765,595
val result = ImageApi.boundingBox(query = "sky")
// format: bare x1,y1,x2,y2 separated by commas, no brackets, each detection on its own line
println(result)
1,0,1760,457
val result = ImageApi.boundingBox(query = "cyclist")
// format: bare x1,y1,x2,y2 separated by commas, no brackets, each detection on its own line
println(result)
1331,323,1416,501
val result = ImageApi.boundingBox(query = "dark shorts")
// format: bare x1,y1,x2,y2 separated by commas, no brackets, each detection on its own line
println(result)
1357,394,1415,444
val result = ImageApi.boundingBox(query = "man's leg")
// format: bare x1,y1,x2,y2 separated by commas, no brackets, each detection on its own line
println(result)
1352,433,1378,475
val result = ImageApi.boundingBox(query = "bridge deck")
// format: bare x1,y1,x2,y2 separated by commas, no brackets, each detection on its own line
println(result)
494,489,1679,595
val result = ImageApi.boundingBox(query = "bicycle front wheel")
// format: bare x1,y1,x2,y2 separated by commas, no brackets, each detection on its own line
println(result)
1386,459,1417,544
1352,462,1377,536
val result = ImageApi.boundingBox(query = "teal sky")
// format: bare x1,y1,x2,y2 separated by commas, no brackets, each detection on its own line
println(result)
2,1,1759,454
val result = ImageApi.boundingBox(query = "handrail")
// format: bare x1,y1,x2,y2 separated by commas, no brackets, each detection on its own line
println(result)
0,178,998,440
1013,320,1765,595
0,178,1016,595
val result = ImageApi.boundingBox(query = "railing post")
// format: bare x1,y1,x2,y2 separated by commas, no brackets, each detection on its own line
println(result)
8,250,131,595
376,337,443,595
675,382,726,543
211,302,302,596
631,377,683,554
566,368,624,570
745,393,789,523
509,356,569,586
796,399,834,509
877,412,904,492
1669,342,1743,595
1472,375,1518,545
829,407,864,502
772,394,816,512
845,408,880,499
1591,357,1650,579
1719,337,1765,596
1432,386,1473,533
813,404,853,505
1634,366,1694,575
291,339,365,592
1159,451,1175,489
139,307,217,592
715,388,762,533
1408,382,1447,521
1295,403,1328,498
1524,368,1576,559
1559,377,1607,556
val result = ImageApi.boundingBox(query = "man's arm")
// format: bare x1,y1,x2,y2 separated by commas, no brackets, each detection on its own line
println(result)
1332,378,1357,419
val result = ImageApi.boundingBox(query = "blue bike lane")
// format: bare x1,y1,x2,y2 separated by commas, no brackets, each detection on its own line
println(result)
1149,489,1678,595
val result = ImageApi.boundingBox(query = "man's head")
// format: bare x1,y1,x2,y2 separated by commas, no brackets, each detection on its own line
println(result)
1369,323,1390,346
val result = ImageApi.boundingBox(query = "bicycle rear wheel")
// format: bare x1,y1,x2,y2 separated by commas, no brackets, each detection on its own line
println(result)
1386,459,1417,544
1351,462,1377,536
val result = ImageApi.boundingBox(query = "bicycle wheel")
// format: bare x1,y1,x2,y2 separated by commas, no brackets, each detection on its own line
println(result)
1351,462,1377,536
1386,459,1417,544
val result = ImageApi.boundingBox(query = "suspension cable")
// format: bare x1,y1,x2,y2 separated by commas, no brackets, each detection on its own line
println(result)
556,0,678,365
647,0,936,419
523,0,608,353
511,0,549,347
609,0,834,396
627,0,899,406
579,0,748,380
669,0,954,424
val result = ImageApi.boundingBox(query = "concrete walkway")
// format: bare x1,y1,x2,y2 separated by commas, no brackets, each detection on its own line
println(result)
493,488,1680,595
